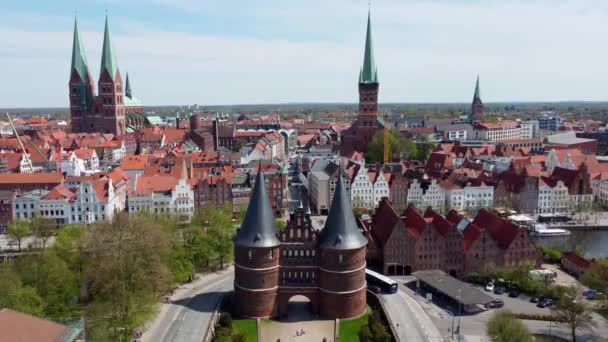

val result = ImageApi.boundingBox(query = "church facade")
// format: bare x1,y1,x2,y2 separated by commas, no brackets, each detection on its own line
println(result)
233,170,368,319
69,17,144,135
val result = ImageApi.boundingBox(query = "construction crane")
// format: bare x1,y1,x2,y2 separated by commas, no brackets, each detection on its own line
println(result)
5,112,34,172
383,113,389,164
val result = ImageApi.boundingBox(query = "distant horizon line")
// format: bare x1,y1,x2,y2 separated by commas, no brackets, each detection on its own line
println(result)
3,100,608,111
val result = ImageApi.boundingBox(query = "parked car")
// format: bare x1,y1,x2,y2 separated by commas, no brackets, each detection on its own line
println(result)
537,298,554,308
530,295,545,303
494,286,506,295
583,289,602,300
492,299,504,308
508,289,521,298
368,285,382,294
485,282,495,292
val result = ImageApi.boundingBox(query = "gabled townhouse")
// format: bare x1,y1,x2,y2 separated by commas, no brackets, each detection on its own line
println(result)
494,172,539,214
407,178,445,213
194,166,233,208
537,177,570,214
388,172,408,212
441,178,494,213
128,172,194,222
369,169,389,208
349,162,374,209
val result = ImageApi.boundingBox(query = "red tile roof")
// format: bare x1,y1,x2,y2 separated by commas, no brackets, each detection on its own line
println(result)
0,172,63,184
403,205,427,240
445,209,462,224
135,174,179,194
563,251,593,270
372,199,400,245
121,155,150,170
471,209,520,249
423,207,452,237
42,184,76,201
0,308,70,342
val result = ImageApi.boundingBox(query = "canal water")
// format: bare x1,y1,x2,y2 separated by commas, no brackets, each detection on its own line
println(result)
569,230,608,259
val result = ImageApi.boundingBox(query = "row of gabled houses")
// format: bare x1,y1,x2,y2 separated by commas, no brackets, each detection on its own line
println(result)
364,199,542,276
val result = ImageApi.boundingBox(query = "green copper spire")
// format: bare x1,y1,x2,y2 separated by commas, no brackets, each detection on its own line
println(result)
125,72,132,98
359,11,378,84
473,75,481,100
100,15,119,81
71,17,90,81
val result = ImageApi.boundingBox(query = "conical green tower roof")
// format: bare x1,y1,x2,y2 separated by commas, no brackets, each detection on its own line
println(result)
100,16,119,81
359,11,378,84
71,18,90,81
473,75,481,101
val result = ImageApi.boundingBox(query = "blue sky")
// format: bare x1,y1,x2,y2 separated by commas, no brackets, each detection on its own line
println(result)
2,0,608,107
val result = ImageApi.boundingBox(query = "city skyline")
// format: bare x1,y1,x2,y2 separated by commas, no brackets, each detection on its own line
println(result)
3,0,608,107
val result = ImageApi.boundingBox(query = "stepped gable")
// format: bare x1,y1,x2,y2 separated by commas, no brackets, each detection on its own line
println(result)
233,167,279,248
318,173,367,250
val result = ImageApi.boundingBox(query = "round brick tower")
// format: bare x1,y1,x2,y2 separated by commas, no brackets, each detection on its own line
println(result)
318,173,368,319
233,169,280,318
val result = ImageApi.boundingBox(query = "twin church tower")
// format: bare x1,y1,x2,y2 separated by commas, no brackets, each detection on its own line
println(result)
68,17,143,135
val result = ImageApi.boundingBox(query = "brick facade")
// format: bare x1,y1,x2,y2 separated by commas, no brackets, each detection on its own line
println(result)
234,207,367,319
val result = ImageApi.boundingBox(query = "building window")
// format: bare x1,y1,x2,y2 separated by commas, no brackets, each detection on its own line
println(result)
248,250,252,260
338,254,343,264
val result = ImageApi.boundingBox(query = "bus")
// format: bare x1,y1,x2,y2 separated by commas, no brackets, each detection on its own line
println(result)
365,269,398,294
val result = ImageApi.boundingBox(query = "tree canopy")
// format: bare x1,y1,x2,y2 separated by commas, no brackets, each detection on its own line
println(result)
487,310,534,342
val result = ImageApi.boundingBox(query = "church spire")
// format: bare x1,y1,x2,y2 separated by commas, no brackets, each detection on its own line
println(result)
125,72,132,98
71,17,90,81
473,75,481,101
100,15,119,81
359,10,378,84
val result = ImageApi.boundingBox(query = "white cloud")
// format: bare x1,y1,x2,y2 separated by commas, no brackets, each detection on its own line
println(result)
1,0,608,107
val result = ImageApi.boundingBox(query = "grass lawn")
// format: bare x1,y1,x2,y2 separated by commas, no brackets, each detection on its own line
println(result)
232,318,257,342
339,309,370,342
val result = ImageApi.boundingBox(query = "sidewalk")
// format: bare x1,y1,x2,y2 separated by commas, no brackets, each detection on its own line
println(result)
141,266,234,341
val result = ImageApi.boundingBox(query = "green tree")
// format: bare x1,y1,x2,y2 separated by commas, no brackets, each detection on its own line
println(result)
14,252,80,320
51,224,87,273
580,261,608,293
0,268,45,316
367,129,416,164
7,219,31,252
30,216,56,249
194,204,236,269
84,213,172,339
275,219,287,232
551,285,596,342
487,310,534,342
415,135,435,161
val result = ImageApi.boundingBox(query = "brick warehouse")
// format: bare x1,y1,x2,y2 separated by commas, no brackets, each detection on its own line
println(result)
233,170,368,319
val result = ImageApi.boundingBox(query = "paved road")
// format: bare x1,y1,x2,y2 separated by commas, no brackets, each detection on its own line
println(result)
381,289,443,342
143,268,234,342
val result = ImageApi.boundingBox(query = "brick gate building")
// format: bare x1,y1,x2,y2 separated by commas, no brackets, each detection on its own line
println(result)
233,171,367,319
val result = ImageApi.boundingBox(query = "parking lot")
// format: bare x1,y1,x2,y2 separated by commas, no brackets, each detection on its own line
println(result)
394,275,608,341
